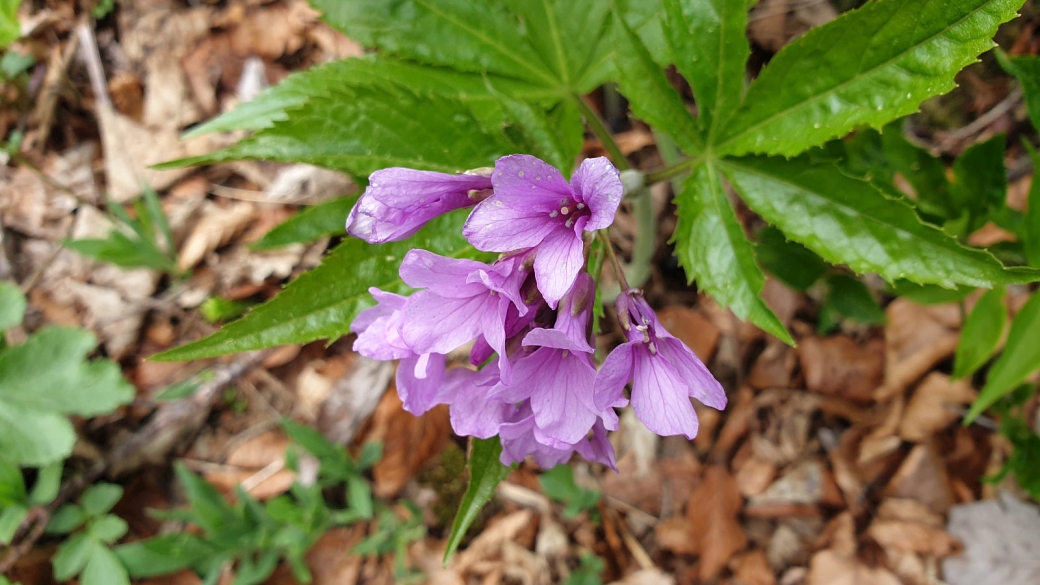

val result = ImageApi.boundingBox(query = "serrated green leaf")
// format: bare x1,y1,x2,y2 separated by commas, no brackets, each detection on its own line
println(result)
755,226,828,291
663,0,749,137
81,542,130,585
115,534,214,578
0,0,19,48
0,281,25,331
0,326,134,466
968,292,1040,421
161,86,518,177
497,94,576,175
53,533,93,581
820,273,886,332
82,483,123,516
89,515,129,544
0,460,25,506
890,280,975,305
153,209,493,361
717,0,1025,156
251,196,355,251
173,463,238,535
720,155,1040,289
880,123,951,219
672,162,793,344
997,49,1040,131
954,286,1006,379
612,5,701,154
444,437,512,565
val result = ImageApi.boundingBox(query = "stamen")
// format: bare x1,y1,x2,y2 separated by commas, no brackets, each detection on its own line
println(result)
560,207,570,215
565,217,575,228
576,203,585,209
549,210,559,218
648,341,658,355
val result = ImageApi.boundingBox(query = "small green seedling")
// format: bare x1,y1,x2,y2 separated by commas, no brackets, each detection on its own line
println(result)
47,483,130,585
539,465,601,520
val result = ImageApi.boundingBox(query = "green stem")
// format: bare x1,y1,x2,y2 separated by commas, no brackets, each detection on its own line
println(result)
598,231,631,292
627,186,655,289
643,156,696,186
574,94,630,171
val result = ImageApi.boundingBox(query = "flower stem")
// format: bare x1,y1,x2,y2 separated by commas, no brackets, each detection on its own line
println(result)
643,156,695,186
598,231,631,292
574,93,630,171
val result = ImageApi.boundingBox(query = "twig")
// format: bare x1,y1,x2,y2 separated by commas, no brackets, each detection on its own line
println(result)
934,87,1023,153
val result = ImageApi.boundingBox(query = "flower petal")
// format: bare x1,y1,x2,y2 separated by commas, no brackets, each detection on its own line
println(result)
533,227,585,308
570,157,623,232
448,366,510,439
594,342,634,410
398,250,489,295
657,337,727,410
400,291,487,355
630,348,700,439
396,353,449,415
366,168,489,209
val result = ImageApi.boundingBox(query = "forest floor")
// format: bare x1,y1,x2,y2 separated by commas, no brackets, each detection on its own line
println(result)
2,1,1040,584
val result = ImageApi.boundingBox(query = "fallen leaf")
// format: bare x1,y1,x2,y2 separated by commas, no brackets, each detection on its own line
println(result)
899,373,977,442
177,200,256,270
731,549,777,585
657,305,720,363
867,519,962,557
798,336,884,403
876,299,960,400
884,442,954,515
806,550,901,585
942,493,1040,585
687,466,748,581
368,388,452,498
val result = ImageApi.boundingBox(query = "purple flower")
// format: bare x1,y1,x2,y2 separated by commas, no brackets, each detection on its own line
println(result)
487,273,609,446
397,250,528,382
463,155,622,308
346,168,492,244
594,291,726,439
351,288,411,361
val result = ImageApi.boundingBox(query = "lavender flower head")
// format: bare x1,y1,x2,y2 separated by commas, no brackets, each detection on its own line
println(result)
346,154,727,470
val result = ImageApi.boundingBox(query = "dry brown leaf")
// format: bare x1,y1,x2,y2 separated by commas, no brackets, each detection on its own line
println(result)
798,336,884,403
876,299,960,400
899,373,977,442
736,456,778,498
867,519,962,557
607,568,677,585
806,550,902,585
731,549,778,585
749,390,819,466
884,442,954,515
368,389,452,498
748,461,828,510
687,466,748,581
747,337,797,390
453,510,535,574
177,201,257,270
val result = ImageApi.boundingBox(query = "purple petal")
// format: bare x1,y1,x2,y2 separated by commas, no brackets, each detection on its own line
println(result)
522,328,591,354
398,250,490,296
350,288,406,333
491,155,573,206
533,227,585,309
527,350,598,446
480,297,513,383
570,157,623,232
366,168,490,209
448,366,510,439
630,348,700,439
575,420,618,471
463,201,559,252
400,291,489,355
396,353,449,415
593,342,634,410
657,337,727,410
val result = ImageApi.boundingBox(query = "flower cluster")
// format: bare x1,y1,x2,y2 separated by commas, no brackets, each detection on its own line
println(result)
347,154,727,468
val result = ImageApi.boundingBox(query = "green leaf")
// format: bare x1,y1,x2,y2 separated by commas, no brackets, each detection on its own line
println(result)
81,542,130,585
890,280,975,305
996,49,1040,131
720,156,1040,289
611,5,701,154
1021,140,1040,268
89,515,129,544
672,162,793,344
161,86,518,178
47,504,86,534
0,281,25,332
539,465,600,519
949,134,1007,236
347,476,374,520
0,505,26,544
717,0,1026,156
0,326,134,466
153,209,492,361
662,0,749,137
251,196,356,251
443,437,511,565
0,0,19,48
968,292,1040,421
28,461,62,505
879,123,951,220
953,286,1006,379
755,226,828,291
52,533,92,581
64,233,177,274
82,483,123,516
199,296,255,324
819,273,886,332
173,463,238,534
115,534,214,578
